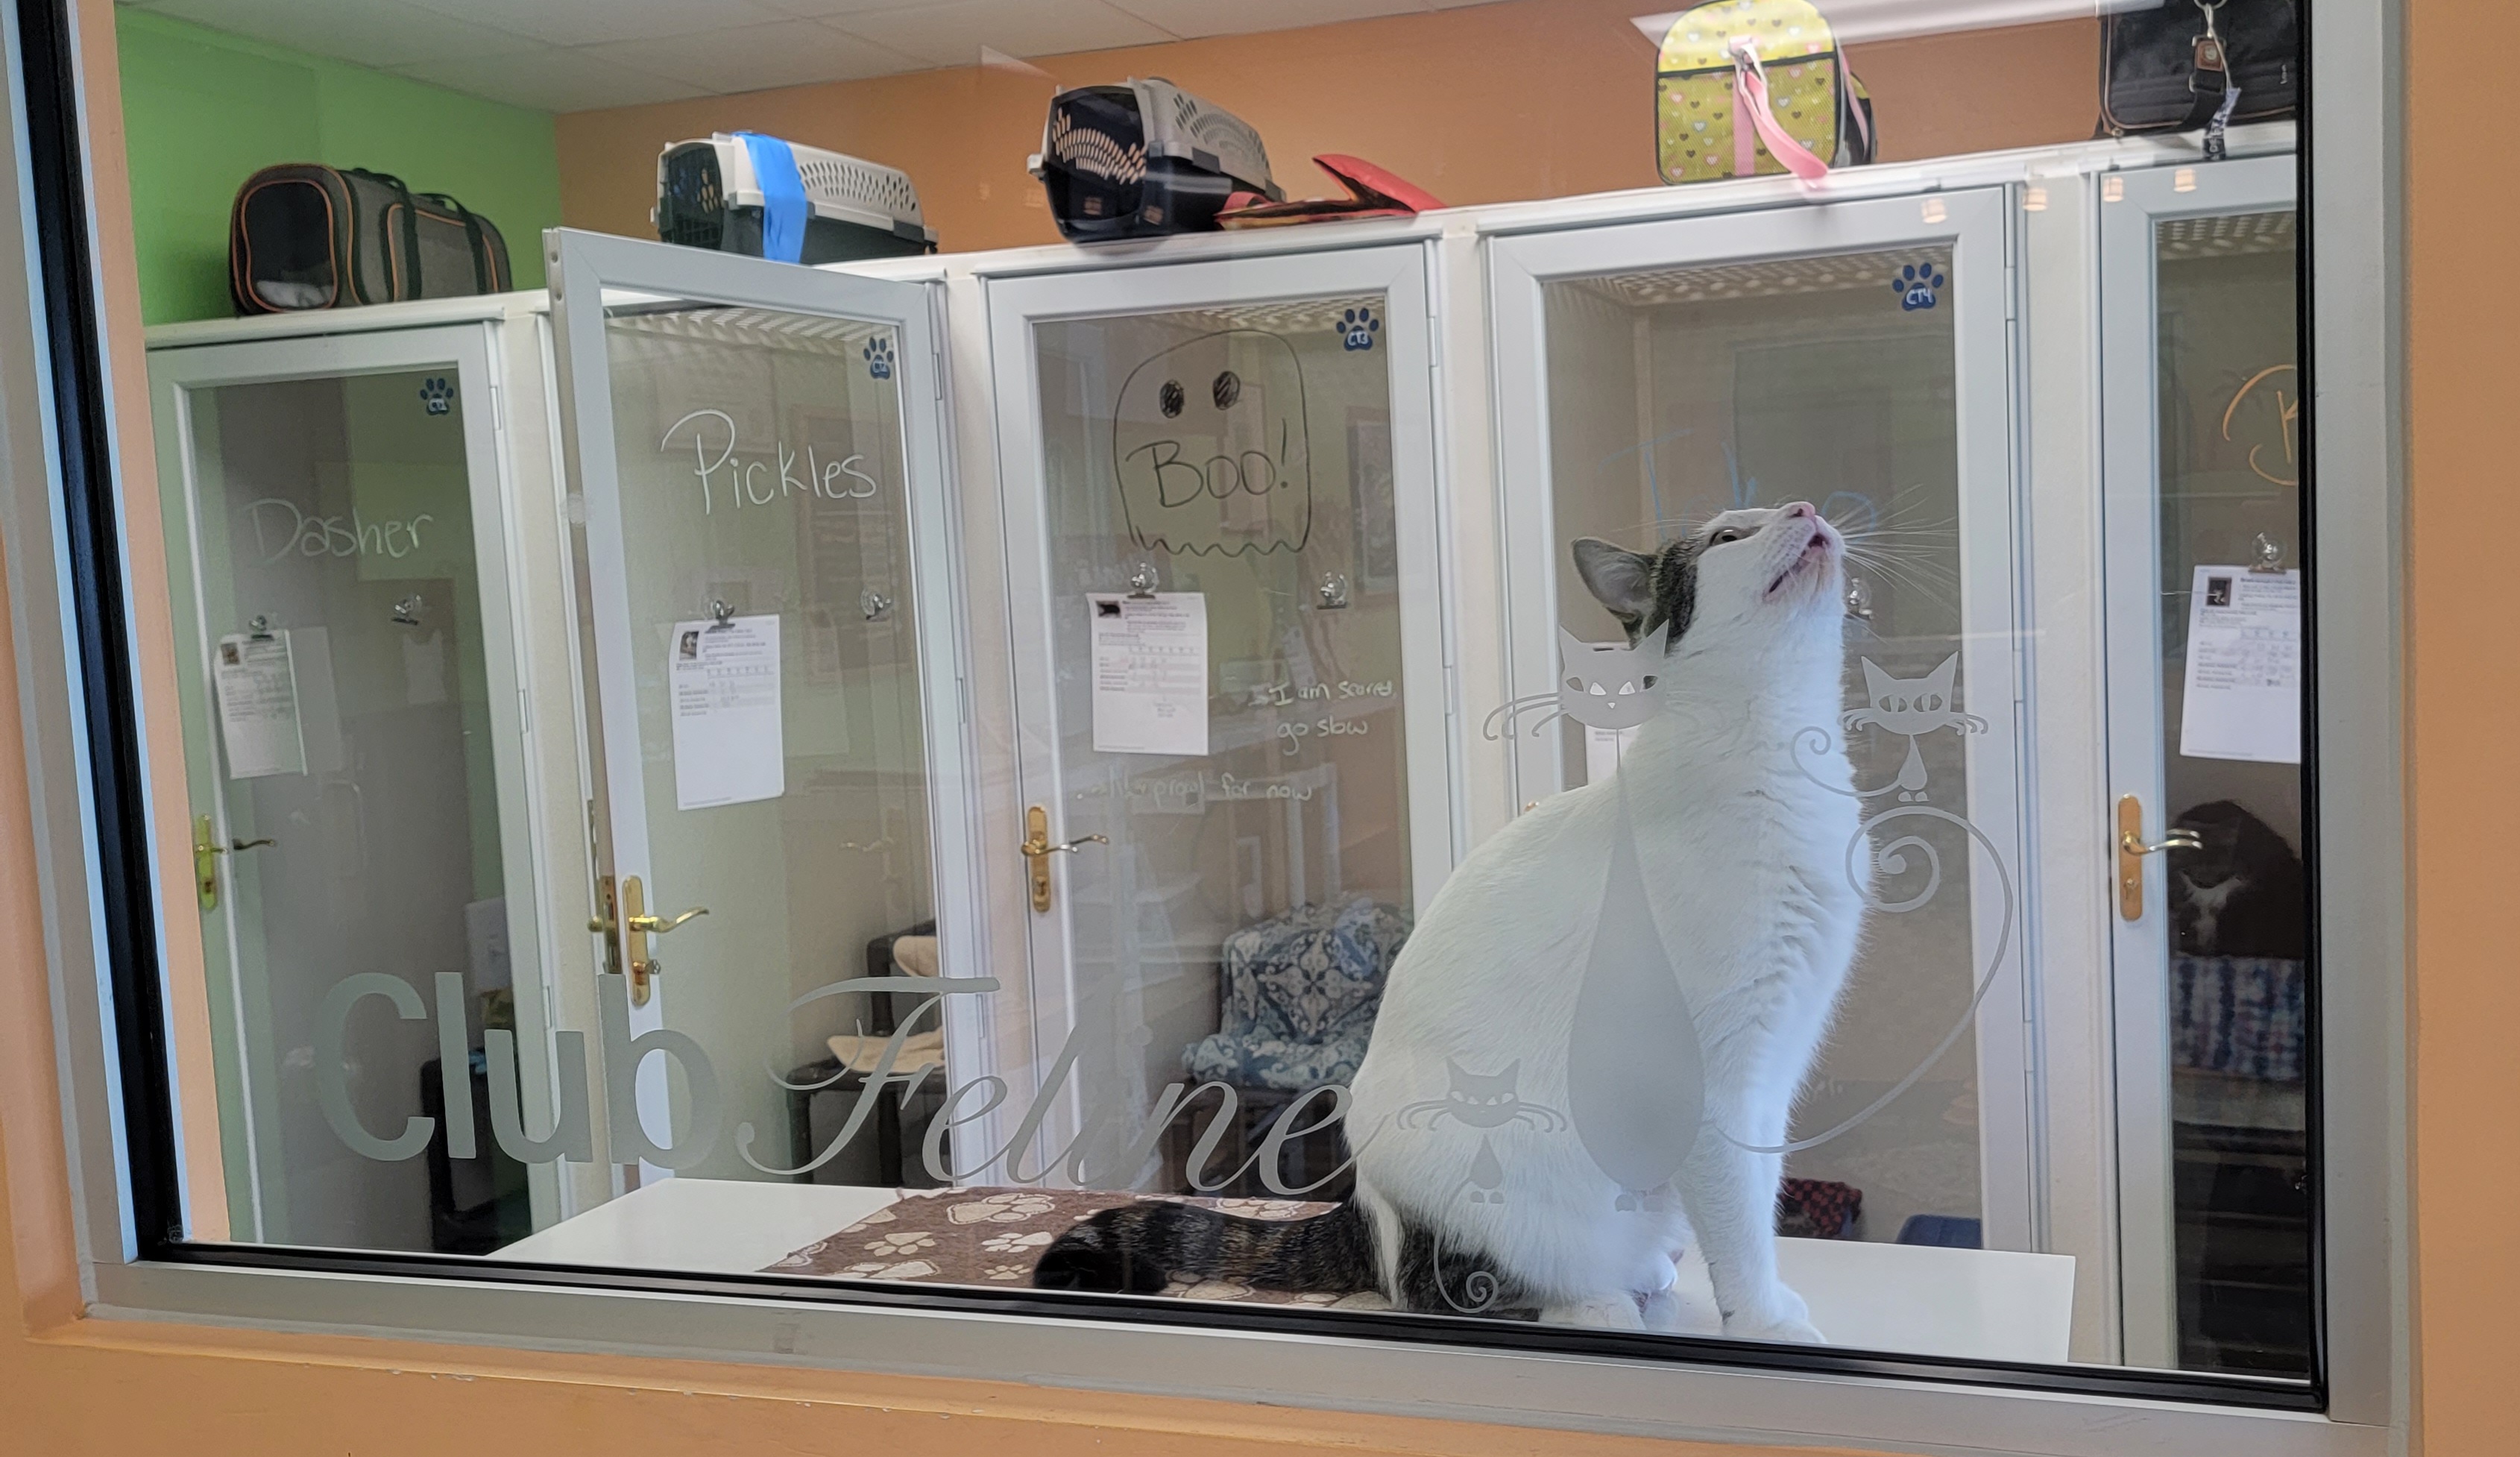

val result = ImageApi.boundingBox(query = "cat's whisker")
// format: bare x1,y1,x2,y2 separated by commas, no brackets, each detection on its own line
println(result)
1842,547,1959,585
1840,557,1957,606
1839,546,1946,584
1522,708,1570,737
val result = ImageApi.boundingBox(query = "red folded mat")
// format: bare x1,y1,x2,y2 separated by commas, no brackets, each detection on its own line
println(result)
1218,154,1443,229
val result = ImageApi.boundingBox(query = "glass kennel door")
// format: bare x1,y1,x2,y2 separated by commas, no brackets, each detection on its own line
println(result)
1485,191,2032,1256
986,248,1451,1183
549,230,979,1189
2098,156,2307,1376
147,326,549,1249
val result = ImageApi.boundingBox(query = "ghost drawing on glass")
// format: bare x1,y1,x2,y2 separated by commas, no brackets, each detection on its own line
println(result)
1109,329,1314,558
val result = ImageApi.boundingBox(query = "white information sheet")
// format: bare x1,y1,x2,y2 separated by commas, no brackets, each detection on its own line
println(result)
2179,565,2302,764
1585,723,1641,784
289,626,346,775
670,614,784,811
1091,592,1209,757
212,632,306,779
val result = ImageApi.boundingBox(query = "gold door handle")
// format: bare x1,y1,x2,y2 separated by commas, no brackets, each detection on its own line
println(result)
192,817,277,910
1019,804,1106,913
593,875,702,1008
2116,795,2201,921
193,815,219,910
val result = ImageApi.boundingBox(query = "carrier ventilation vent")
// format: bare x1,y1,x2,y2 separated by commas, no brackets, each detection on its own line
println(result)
657,146,728,251
795,152,924,222
1049,110,1147,186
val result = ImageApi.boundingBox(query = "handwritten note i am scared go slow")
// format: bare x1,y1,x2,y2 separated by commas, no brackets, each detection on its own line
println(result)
661,409,883,513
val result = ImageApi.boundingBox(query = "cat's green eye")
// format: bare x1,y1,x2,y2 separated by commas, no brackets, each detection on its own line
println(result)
1710,529,1744,545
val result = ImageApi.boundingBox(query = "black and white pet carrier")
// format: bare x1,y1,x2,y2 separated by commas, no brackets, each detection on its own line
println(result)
654,133,937,264
1028,78,1282,243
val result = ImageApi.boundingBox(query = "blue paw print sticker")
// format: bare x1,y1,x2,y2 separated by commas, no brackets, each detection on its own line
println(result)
418,377,453,416
1891,263,1945,312
863,336,895,381
1336,306,1380,352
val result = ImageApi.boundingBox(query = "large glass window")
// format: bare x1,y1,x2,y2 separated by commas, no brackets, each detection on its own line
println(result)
89,0,2334,1414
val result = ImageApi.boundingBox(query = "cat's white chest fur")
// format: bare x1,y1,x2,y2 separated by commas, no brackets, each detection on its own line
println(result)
1349,707,1864,1329
1348,514,1865,1338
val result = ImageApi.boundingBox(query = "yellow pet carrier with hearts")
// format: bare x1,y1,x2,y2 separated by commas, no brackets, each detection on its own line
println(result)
1656,0,1874,186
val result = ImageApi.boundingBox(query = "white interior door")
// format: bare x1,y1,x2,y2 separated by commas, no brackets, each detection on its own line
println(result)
147,324,553,1247
548,230,983,1187
984,245,1452,1184
2098,155,2305,1373
1485,189,2036,1256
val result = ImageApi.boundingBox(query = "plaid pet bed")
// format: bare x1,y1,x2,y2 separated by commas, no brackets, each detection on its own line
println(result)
763,1186,1393,1309
2170,956,2306,1081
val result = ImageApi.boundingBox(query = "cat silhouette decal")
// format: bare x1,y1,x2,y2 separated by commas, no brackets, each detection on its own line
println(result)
1479,629,1672,742
1840,655,1988,802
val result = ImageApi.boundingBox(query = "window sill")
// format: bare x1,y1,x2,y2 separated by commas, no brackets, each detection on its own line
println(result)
89,1256,2378,1457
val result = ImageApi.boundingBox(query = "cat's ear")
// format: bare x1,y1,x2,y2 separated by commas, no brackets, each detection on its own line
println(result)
1925,654,1959,693
1861,658,1894,698
1570,538,1656,625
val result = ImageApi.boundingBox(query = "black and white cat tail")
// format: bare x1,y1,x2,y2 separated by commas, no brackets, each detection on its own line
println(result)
1032,1198,1379,1295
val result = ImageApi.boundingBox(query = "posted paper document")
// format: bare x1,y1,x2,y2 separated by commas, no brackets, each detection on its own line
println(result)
670,614,784,810
213,632,306,779
2179,565,2302,764
1091,593,1209,756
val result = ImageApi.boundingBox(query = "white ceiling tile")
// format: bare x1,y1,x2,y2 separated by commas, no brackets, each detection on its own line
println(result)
1109,0,1425,40
390,44,708,112
405,0,793,48
752,0,951,17
587,20,921,94
833,0,1174,68
142,0,542,68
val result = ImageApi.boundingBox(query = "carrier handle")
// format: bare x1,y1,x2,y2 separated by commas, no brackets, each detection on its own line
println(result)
420,190,497,293
349,168,426,301
1727,39,1831,183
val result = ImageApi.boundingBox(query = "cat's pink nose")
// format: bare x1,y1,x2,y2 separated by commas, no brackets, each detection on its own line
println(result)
1783,501,1815,519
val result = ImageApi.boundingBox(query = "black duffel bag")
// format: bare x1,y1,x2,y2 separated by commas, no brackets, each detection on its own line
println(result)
2100,0,2299,148
229,164,510,315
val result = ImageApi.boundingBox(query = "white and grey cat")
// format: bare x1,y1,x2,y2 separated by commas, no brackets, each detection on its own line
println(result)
1039,503,1865,1341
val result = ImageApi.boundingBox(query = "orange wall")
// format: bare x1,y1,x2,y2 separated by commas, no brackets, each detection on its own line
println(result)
6,0,2507,1454
2407,0,2518,1448
555,0,2099,254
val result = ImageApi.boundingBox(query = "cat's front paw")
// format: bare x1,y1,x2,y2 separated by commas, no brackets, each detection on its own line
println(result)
1724,1312,1825,1344
1722,1286,1823,1344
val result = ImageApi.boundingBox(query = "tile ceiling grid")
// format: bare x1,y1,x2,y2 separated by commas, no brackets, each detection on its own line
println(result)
119,0,1511,113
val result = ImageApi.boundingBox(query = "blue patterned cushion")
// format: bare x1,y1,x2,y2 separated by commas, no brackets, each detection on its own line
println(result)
1182,898,1411,1092
2170,956,2305,1080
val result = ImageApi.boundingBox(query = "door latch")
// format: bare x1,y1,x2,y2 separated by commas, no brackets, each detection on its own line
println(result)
1019,805,1106,913
2116,794,2202,921
193,814,276,911
588,873,708,1007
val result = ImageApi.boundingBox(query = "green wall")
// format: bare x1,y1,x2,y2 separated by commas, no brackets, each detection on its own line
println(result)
117,11,564,325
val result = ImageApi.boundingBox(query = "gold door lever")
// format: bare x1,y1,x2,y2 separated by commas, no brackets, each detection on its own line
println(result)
1020,804,1106,913
2116,795,2202,921
588,876,705,1007
193,816,277,910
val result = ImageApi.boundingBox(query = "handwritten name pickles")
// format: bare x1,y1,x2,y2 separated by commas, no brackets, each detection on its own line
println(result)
662,408,885,514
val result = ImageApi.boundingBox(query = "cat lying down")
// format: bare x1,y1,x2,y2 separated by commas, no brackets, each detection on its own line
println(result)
1039,503,1865,1341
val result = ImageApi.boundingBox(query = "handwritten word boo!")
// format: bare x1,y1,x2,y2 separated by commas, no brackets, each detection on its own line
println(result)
663,409,883,514
245,498,435,564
